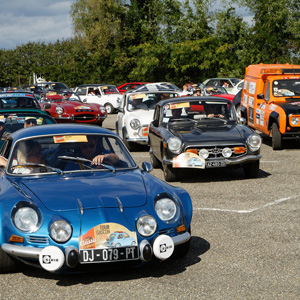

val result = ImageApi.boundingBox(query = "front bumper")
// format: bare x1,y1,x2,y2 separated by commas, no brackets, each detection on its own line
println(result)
1,231,190,272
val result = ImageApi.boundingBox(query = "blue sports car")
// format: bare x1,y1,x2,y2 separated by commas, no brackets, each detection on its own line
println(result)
0,124,192,273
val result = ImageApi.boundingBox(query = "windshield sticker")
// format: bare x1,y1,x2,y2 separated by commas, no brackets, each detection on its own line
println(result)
274,81,278,85
170,102,190,109
79,223,137,250
0,93,33,98
269,104,277,111
131,94,146,99
53,135,88,143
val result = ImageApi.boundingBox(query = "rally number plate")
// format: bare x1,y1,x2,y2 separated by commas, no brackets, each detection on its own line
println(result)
206,161,226,168
80,247,139,264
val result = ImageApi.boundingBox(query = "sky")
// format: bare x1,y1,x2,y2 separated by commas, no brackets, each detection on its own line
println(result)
0,0,73,49
0,0,251,50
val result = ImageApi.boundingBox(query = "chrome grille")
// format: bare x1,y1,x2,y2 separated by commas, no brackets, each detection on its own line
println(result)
74,114,96,120
26,236,49,244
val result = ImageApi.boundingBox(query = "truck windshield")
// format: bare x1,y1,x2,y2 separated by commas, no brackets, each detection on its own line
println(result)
272,79,300,97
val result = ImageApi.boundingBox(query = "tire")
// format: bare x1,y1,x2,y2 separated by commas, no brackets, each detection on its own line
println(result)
271,122,283,150
243,160,260,179
150,151,161,169
122,128,134,151
0,248,16,273
105,103,115,114
163,163,178,182
115,121,119,136
235,105,241,119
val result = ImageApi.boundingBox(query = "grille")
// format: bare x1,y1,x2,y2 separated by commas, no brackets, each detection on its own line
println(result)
26,236,49,244
74,114,96,120
159,228,175,235
186,145,247,159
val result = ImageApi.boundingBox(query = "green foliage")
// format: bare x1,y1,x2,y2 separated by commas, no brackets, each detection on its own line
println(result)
0,0,299,88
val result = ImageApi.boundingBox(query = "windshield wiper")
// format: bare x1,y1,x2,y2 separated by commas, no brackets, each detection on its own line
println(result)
199,117,228,124
58,156,116,172
11,163,64,175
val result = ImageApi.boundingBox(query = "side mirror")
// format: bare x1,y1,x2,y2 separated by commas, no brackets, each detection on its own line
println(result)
239,117,246,125
257,94,264,99
82,99,87,103
142,161,153,173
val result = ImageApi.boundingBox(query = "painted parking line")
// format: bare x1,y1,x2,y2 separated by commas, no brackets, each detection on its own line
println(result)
195,196,297,214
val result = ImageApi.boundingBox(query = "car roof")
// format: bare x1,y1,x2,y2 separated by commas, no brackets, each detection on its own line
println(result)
77,84,116,87
9,124,118,141
156,96,232,107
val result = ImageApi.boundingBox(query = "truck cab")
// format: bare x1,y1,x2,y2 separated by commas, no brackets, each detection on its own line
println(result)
240,63,300,149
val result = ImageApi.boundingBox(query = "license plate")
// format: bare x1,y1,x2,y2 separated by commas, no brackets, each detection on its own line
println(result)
79,247,139,264
206,161,226,168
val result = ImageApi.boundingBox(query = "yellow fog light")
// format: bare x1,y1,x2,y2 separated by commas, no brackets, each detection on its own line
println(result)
9,235,24,243
176,224,186,233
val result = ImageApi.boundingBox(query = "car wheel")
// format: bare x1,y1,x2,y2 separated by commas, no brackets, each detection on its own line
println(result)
243,161,260,179
105,103,115,114
271,122,283,150
172,227,191,258
163,163,178,182
122,128,134,151
150,151,161,169
0,248,16,273
235,104,241,119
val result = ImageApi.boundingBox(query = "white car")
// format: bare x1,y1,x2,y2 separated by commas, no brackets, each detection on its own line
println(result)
72,84,122,113
116,89,179,150
228,79,244,95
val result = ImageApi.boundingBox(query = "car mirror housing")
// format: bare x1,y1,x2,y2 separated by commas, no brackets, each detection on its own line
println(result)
142,161,153,173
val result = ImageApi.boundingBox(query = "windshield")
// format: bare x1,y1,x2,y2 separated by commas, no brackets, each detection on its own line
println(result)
272,79,300,97
127,92,178,111
7,134,135,175
100,86,119,95
0,113,55,141
162,100,236,123
0,93,40,109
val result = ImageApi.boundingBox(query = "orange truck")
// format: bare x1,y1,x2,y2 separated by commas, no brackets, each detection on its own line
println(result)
240,63,300,149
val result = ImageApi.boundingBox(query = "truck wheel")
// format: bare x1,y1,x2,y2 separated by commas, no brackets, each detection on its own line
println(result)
163,164,178,182
243,161,260,179
271,123,283,150
105,103,115,114
0,248,16,273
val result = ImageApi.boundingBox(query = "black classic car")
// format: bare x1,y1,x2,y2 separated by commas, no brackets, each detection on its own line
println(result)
148,97,262,181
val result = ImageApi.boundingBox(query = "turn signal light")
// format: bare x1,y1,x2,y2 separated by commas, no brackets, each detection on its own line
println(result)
234,147,246,154
176,225,186,233
9,235,24,243
186,149,198,154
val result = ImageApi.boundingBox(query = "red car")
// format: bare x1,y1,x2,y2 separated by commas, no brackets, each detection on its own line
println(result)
41,94,107,126
117,82,150,95
203,86,235,102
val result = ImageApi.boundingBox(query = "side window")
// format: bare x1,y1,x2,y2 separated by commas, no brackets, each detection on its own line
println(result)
152,107,160,126
264,82,270,101
0,139,12,159
77,88,87,96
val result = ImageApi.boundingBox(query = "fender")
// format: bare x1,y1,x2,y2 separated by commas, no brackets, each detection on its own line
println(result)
240,105,247,119
268,111,280,131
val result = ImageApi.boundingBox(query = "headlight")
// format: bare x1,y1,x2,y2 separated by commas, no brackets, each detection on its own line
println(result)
100,106,106,114
155,198,177,221
50,220,72,243
136,215,157,237
13,207,40,232
55,106,63,115
199,148,209,159
247,134,262,152
167,137,182,154
222,147,232,158
291,117,299,126
117,98,121,103
130,118,141,130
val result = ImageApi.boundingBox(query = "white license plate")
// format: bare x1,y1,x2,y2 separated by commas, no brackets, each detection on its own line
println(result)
206,161,226,168
80,247,139,264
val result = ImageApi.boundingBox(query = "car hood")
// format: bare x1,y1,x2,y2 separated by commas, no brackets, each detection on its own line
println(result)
52,101,99,110
20,172,147,211
170,123,244,144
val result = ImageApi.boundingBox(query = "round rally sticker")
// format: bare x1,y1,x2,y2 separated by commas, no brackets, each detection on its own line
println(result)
39,246,65,272
153,235,174,260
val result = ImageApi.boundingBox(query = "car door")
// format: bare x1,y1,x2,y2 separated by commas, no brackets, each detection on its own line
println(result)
149,106,164,160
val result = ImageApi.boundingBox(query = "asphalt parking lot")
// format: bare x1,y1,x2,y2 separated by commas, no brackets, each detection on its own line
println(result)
0,114,299,300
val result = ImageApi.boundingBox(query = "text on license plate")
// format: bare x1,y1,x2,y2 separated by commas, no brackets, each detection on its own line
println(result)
80,247,139,263
206,161,226,168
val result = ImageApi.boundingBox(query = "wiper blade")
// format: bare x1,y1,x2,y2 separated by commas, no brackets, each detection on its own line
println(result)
199,117,228,124
11,163,64,175
58,156,116,172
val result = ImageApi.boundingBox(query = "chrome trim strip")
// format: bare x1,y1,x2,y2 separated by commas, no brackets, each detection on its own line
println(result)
172,231,190,246
2,243,42,258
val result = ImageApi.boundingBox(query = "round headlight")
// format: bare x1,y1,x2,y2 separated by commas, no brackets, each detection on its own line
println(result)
14,207,39,232
222,147,232,158
167,137,182,154
136,215,157,237
247,134,262,151
155,198,177,221
199,148,209,159
50,220,72,243
100,106,106,114
55,106,63,115
291,117,299,126
130,118,141,130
